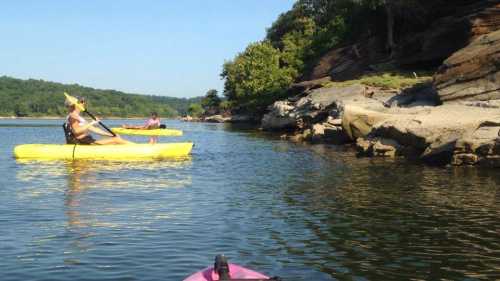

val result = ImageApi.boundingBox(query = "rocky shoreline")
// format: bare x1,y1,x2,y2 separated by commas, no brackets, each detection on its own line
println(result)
266,29,500,167
185,28,500,167
180,114,259,124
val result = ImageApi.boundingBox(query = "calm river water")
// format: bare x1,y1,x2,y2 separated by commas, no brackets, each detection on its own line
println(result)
0,119,499,281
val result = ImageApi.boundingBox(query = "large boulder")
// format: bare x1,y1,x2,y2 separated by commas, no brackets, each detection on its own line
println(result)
262,84,369,131
261,101,298,130
346,103,500,165
342,105,393,140
453,122,500,166
435,29,500,103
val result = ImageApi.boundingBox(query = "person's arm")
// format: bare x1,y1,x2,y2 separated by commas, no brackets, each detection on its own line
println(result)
88,125,114,137
70,117,99,135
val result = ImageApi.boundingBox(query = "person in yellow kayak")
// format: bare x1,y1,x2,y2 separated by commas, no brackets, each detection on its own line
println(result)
64,96,133,145
121,112,162,144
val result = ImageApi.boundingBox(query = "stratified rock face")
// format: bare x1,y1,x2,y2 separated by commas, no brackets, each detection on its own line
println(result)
470,1,500,37
345,104,500,165
288,77,331,96
307,38,385,81
435,29,500,103
396,1,500,68
305,1,500,80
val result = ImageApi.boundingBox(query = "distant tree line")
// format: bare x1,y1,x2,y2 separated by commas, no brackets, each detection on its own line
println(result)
221,0,434,115
187,89,229,117
0,76,201,117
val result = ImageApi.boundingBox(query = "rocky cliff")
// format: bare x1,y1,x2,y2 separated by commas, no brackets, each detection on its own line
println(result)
435,29,500,104
307,0,500,82
260,1,500,167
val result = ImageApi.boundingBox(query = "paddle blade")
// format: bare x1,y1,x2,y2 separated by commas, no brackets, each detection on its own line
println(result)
64,92,86,111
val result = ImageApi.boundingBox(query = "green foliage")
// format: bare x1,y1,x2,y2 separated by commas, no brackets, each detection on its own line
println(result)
323,71,432,89
221,41,294,114
219,100,231,112
221,0,379,115
187,103,204,117
280,17,316,75
201,89,221,111
0,76,201,117
310,14,349,57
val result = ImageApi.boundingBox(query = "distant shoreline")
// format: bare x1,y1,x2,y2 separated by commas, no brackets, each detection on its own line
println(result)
0,116,176,120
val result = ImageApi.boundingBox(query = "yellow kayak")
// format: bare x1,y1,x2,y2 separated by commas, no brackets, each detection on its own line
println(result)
111,127,183,136
13,143,193,160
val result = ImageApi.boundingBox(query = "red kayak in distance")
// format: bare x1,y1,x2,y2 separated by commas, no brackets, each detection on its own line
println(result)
183,255,282,281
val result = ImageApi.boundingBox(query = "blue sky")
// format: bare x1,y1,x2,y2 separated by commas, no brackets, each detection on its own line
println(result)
0,1,295,98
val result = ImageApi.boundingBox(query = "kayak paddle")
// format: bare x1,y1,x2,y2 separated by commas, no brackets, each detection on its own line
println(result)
64,92,116,137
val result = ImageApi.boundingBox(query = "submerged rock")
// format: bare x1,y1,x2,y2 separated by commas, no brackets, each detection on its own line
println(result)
356,137,402,158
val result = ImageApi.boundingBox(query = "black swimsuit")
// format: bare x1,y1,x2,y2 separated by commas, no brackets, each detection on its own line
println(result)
66,115,96,145
75,135,96,145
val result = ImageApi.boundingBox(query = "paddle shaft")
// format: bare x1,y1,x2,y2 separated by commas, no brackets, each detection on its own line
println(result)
83,110,116,137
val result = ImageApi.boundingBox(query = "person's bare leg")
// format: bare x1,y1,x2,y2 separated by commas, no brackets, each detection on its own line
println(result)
94,136,134,145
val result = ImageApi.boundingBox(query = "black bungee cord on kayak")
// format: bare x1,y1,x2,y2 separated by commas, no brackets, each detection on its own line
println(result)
62,123,78,160
214,255,282,281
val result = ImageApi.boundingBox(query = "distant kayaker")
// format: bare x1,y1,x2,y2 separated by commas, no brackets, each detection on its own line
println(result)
122,112,162,144
65,96,133,145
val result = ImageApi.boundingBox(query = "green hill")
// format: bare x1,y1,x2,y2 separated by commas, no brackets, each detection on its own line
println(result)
0,76,201,117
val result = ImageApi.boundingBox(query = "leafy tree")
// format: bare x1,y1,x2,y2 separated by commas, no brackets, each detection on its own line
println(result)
219,100,231,113
221,41,294,114
14,102,30,117
187,103,204,117
280,17,316,75
201,89,221,114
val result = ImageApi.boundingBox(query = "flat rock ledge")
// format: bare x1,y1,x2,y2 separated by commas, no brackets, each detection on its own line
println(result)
349,104,500,166
261,81,500,166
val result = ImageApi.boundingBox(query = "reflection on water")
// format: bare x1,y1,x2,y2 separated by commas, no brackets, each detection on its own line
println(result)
276,158,500,281
2,121,500,281
15,158,193,246
16,157,192,191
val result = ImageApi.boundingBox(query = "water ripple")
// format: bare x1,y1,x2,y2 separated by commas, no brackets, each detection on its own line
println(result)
0,121,499,280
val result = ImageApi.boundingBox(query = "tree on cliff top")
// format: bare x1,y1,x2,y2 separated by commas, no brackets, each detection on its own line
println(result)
355,0,430,56
201,89,222,115
221,0,437,116
221,41,294,115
